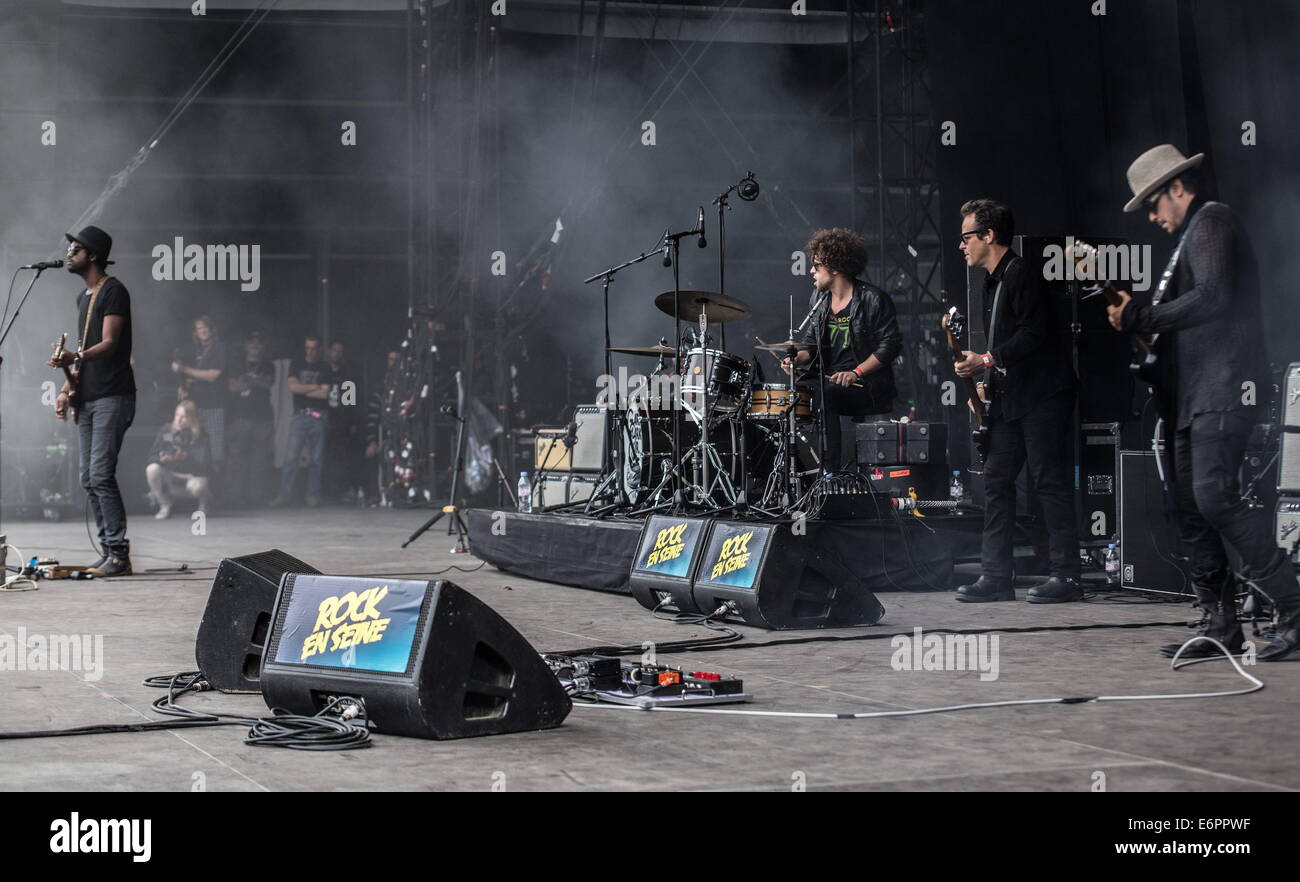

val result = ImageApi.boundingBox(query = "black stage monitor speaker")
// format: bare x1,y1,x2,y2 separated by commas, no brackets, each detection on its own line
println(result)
690,520,886,630
197,549,321,693
261,575,571,739
629,515,712,614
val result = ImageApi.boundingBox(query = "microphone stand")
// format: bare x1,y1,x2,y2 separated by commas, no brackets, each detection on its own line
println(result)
0,266,55,536
402,404,470,551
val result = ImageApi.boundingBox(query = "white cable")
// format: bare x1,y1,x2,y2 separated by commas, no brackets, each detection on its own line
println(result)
571,636,1262,720
0,543,38,592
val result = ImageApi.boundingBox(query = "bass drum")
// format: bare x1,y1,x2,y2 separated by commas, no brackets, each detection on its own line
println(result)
620,407,742,505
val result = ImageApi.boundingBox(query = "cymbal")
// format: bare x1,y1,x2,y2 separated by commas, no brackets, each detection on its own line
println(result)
654,290,752,323
754,339,802,352
608,344,677,357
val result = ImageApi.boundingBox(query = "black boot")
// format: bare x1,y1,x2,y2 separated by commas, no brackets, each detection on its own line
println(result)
87,544,111,571
1160,574,1243,659
1026,576,1084,604
955,575,1015,603
90,545,133,578
1254,558,1300,662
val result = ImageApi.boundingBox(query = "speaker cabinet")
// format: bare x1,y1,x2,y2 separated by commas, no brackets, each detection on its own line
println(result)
629,516,711,614
196,549,321,693
1119,452,1191,595
261,575,571,739
689,521,886,630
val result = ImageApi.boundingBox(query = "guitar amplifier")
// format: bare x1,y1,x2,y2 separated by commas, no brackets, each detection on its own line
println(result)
1282,363,1300,428
1279,429,1300,494
534,474,596,508
570,404,607,474
1277,497,1300,557
533,429,572,472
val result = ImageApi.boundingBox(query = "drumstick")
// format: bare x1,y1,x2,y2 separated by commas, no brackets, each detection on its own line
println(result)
753,336,862,387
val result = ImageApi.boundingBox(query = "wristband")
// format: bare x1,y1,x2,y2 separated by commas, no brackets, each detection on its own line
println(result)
980,353,993,368
853,366,865,377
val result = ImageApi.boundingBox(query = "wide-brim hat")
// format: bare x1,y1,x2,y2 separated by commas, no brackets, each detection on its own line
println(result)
65,225,115,265
1123,144,1204,213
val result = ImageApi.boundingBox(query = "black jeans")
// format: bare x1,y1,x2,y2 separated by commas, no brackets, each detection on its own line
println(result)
812,380,880,471
78,394,136,551
1173,410,1285,584
981,390,1079,580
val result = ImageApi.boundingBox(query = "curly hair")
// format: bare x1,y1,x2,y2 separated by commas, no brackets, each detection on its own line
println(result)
806,228,868,280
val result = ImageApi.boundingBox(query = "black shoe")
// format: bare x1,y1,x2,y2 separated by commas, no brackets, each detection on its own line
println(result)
1026,576,1084,604
90,553,132,578
955,576,1015,603
1255,559,1300,662
1160,574,1242,658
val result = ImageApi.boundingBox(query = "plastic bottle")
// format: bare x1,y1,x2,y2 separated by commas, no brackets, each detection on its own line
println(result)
517,471,532,513
1104,544,1120,583
949,470,964,503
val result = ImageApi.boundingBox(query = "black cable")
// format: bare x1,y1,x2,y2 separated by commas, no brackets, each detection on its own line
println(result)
0,671,370,750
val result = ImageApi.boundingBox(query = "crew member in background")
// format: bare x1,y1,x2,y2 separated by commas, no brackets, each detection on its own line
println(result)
50,225,136,577
146,400,212,518
952,199,1081,603
270,336,331,507
225,329,276,507
783,227,901,471
172,315,226,480
324,339,356,502
1108,144,1300,661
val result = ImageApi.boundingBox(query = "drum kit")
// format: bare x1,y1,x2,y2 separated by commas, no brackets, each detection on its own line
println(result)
588,287,828,517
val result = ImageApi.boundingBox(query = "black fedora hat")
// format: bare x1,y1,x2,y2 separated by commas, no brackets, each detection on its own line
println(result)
65,225,115,266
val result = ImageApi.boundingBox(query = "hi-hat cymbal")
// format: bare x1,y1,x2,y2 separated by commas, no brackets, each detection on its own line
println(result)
754,339,802,352
654,290,752,323
608,343,678,357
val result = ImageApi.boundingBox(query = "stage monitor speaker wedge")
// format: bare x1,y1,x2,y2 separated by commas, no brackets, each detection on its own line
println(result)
629,515,712,614
197,549,321,693
690,520,886,630
261,575,571,740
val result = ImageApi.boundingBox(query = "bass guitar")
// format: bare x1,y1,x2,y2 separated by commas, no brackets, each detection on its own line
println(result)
942,306,989,461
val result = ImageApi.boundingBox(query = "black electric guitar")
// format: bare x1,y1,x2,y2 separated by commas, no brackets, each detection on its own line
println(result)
942,306,989,461
1067,239,1174,418
48,333,81,424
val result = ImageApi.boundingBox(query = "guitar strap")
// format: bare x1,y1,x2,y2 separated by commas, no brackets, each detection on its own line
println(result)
985,256,1018,379
77,276,111,355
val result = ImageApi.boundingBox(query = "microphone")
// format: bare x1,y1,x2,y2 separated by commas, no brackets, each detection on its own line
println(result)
662,243,672,267
696,206,707,248
22,260,64,270
737,172,760,201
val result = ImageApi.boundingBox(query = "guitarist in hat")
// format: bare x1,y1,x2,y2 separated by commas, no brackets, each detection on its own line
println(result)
1107,144,1300,661
49,225,136,577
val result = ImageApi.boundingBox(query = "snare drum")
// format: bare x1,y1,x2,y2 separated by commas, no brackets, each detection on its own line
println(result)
747,383,811,421
680,348,750,415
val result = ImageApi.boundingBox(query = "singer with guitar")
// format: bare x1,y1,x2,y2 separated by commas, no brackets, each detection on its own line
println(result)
783,227,901,471
48,226,136,577
951,199,1080,603
1106,145,1300,661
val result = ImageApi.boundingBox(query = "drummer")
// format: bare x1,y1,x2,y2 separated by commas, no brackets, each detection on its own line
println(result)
782,228,902,470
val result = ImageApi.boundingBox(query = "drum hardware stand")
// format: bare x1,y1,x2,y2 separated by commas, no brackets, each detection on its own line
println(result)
582,239,674,515
402,403,470,552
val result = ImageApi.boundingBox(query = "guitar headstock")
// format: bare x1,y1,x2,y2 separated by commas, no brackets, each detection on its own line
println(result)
49,332,68,366
942,305,966,338
1068,239,1100,282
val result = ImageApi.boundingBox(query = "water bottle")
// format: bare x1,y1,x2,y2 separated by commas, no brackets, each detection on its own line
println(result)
517,471,532,513
949,470,964,503
1104,544,1120,583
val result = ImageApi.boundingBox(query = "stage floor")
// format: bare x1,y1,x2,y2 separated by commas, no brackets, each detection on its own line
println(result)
1,507,1296,792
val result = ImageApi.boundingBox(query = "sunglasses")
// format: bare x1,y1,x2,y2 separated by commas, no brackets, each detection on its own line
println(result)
65,243,84,257
1144,185,1169,213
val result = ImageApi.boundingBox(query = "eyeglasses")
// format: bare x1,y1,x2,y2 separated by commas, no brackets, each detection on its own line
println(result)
811,260,825,270
959,229,986,245
1144,186,1168,213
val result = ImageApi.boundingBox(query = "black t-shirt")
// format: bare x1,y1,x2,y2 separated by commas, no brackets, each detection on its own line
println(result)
76,278,135,402
228,358,275,422
822,304,858,373
187,341,227,409
290,358,329,411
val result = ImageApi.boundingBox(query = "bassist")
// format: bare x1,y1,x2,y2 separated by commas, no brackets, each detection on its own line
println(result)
952,199,1080,603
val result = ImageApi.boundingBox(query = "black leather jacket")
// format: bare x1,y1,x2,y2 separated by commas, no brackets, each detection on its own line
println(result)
795,279,902,411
